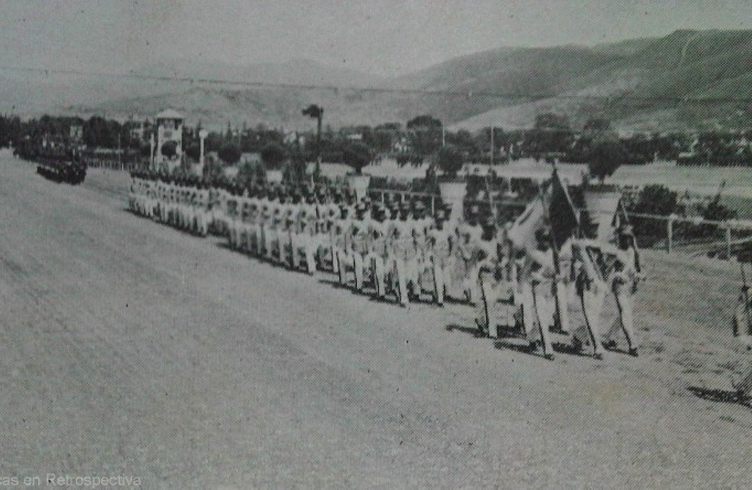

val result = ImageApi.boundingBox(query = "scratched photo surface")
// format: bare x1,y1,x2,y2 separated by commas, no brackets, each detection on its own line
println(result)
2,1,752,488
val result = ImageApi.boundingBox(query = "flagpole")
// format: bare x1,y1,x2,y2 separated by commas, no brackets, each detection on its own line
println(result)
490,126,494,166
546,165,570,334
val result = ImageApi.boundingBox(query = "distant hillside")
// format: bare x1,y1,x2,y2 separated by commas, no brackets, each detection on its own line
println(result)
453,29,752,131
131,57,384,89
14,29,752,132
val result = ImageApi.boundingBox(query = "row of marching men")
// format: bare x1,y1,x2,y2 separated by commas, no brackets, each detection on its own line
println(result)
217,183,474,309
127,171,642,361
128,172,212,235
475,219,642,361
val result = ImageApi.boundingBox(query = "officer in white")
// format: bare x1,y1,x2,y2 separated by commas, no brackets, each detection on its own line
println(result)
426,205,455,306
520,228,557,360
571,238,607,360
602,224,641,356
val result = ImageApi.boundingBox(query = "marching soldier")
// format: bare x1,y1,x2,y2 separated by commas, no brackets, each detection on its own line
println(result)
602,224,641,356
264,188,279,263
366,203,389,299
226,184,241,250
292,192,318,275
194,181,209,236
387,201,412,307
475,217,508,338
518,228,557,360
324,189,344,273
425,205,455,306
411,201,433,300
257,187,272,260
457,205,484,305
571,238,607,360
348,202,370,292
128,172,138,213
244,185,260,256
335,204,354,287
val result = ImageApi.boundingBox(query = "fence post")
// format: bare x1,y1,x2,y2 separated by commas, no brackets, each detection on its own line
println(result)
667,215,675,254
726,224,733,260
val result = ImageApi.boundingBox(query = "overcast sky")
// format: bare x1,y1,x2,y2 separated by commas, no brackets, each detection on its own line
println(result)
0,0,750,77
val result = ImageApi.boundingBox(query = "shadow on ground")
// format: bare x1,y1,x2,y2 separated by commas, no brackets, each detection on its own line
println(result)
688,386,752,408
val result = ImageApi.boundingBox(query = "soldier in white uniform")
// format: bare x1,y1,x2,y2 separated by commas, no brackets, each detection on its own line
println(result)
335,204,355,287
387,201,413,307
264,188,280,263
294,192,319,275
366,203,389,299
602,224,641,356
518,228,557,360
571,238,607,360
425,205,455,306
476,222,515,338
349,203,371,292
194,181,210,236
457,206,484,305
226,184,241,250
411,201,433,300
257,188,271,260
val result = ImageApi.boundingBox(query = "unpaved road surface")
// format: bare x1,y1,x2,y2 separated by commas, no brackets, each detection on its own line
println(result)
1,153,751,488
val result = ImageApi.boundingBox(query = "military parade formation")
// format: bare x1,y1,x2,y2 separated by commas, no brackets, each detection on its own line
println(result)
127,169,644,362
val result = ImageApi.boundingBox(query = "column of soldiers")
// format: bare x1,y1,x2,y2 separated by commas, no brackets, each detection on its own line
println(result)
128,171,642,362
127,171,210,236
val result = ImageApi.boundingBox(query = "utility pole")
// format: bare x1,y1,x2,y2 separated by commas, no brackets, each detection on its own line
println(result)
490,125,494,165
302,104,323,163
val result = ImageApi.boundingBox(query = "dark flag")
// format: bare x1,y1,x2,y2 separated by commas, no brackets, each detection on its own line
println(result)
548,168,579,249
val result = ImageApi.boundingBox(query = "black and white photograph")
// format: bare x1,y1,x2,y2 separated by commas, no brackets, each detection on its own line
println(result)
2,0,752,487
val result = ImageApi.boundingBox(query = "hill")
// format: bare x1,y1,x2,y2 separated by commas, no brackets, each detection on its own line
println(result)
455,29,752,131
14,29,752,131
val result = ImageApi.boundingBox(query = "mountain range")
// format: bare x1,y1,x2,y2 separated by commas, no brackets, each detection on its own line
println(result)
5,29,752,132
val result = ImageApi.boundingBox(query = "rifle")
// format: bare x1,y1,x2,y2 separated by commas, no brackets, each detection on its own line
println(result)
738,262,751,337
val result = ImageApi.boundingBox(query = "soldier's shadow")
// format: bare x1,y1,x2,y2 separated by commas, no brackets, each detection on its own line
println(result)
688,386,752,408
445,323,486,338
215,242,234,251
318,277,355,291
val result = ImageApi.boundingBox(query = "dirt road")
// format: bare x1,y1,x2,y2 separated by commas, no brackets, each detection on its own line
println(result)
1,153,750,488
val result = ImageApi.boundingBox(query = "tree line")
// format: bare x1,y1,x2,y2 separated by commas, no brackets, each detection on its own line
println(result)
5,113,752,176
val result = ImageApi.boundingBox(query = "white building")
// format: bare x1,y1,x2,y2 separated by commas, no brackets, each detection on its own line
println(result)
154,109,184,171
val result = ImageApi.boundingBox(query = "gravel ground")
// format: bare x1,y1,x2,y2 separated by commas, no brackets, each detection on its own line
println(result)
1,153,751,488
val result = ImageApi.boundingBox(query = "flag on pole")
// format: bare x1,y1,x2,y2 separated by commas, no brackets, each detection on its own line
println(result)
548,168,579,249
508,187,547,252
584,187,622,244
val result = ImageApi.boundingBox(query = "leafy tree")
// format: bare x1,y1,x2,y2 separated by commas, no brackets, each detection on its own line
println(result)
202,159,223,182
434,144,464,179
218,143,242,165
261,142,288,170
341,141,373,175
525,112,574,159
236,161,259,188
407,115,442,130
285,150,308,183
302,104,324,160
185,143,201,162
583,117,612,132
588,140,626,182
683,197,739,239
161,140,178,159
627,185,678,246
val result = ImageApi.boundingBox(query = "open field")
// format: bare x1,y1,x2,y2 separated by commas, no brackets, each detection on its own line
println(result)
612,161,752,199
1,152,752,487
